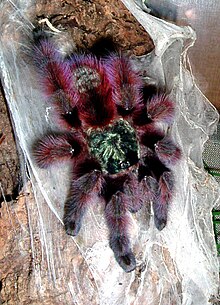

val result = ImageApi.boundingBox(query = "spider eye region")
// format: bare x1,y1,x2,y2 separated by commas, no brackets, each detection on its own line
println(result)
88,120,139,174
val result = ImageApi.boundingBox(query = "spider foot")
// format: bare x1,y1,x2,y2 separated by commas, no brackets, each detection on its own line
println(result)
109,234,136,272
63,199,86,236
64,219,81,236
105,191,136,272
114,250,136,273
153,171,174,231
153,202,168,231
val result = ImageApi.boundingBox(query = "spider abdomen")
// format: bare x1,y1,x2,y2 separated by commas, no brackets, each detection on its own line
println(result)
72,66,101,93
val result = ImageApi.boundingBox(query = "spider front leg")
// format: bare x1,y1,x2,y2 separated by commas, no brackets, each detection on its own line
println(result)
51,90,82,130
104,53,143,117
63,158,103,236
153,171,174,230
139,153,173,230
103,176,136,272
104,191,136,272
123,170,146,213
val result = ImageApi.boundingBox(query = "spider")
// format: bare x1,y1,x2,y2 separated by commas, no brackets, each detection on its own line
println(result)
31,30,181,272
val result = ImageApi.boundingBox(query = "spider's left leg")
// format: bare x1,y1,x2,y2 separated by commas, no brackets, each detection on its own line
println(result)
104,53,143,117
66,53,119,129
138,152,174,230
154,170,175,230
155,135,181,167
63,158,103,236
123,170,146,214
103,176,136,272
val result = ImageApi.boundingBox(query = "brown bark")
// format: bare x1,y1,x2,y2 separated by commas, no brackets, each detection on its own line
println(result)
0,88,20,203
0,183,100,304
34,0,154,56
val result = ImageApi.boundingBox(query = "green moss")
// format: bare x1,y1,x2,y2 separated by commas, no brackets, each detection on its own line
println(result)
88,119,139,174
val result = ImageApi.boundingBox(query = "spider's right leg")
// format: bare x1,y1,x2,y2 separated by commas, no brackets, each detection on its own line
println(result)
63,158,103,236
104,191,136,272
32,30,81,129
32,30,73,99
103,176,136,272
33,132,84,168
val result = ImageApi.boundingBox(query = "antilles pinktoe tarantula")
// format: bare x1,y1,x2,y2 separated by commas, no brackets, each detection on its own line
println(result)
31,30,181,272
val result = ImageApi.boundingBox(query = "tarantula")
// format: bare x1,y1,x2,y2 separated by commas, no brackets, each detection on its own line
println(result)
31,30,181,272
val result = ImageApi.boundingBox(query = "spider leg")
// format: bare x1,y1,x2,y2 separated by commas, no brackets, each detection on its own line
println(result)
138,124,181,166
138,152,174,230
32,30,81,129
155,136,181,167
153,171,174,230
138,156,160,205
32,30,74,98
33,132,84,168
68,54,116,128
104,190,136,272
64,167,103,236
132,102,153,126
135,94,181,229
124,170,145,213
132,93,175,127
147,94,175,125
79,80,116,128
138,123,165,149
102,175,136,272
104,54,143,117
51,90,81,129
